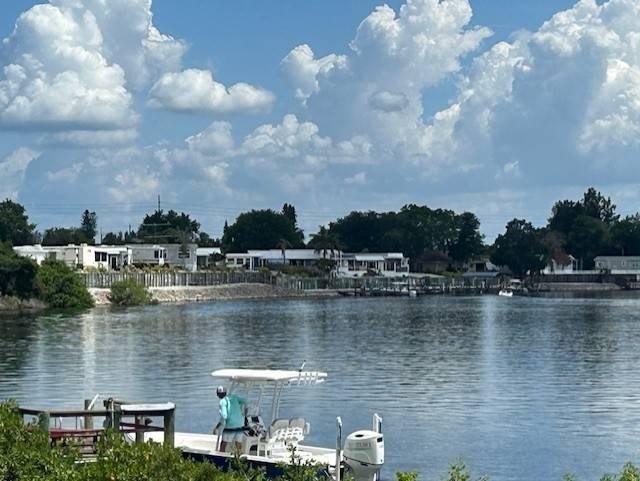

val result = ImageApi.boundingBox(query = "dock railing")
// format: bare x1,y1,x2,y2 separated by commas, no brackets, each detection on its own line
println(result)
81,270,271,288
18,398,176,455
81,269,503,292
273,275,502,292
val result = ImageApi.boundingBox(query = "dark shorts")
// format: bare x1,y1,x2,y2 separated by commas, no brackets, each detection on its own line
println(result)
221,428,245,443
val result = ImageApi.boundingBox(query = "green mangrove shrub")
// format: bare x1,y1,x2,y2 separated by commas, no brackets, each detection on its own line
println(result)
0,243,39,300
1,401,639,481
108,279,152,306
37,259,94,309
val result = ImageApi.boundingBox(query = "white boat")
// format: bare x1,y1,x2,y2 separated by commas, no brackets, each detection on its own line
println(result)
140,368,384,481
498,289,513,297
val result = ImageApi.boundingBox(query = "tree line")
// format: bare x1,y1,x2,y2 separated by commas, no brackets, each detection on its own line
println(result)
2,187,639,277
491,188,640,275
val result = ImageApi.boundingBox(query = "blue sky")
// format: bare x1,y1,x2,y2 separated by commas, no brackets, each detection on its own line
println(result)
1,0,638,242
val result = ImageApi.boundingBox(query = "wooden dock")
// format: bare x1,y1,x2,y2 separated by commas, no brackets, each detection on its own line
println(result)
18,398,176,457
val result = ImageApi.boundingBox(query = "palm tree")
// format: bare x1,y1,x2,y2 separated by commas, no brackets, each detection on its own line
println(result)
309,227,342,276
276,238,291,266
309,226,341,259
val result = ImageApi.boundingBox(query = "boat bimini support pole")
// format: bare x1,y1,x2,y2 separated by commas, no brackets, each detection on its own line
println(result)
335,417,342,481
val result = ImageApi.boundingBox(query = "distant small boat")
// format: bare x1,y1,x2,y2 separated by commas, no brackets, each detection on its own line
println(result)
498,289,513,297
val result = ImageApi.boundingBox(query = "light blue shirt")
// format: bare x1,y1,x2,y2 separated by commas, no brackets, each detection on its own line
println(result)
219,394,246,429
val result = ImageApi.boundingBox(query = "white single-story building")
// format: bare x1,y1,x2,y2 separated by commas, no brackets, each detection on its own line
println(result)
128,244,166,267
14,243,200,271
337,253,410,277
196,247,223,269
594,256,640,273
225,249,409,277
226,249,327,270
160,243,198,272
13,245,56,265
14,244,131,270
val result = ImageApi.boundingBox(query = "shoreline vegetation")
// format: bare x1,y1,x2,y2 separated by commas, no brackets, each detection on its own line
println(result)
0,402,638,481
3,186,640,312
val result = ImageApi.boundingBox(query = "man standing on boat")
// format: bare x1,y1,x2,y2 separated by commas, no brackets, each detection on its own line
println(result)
213,385,247,452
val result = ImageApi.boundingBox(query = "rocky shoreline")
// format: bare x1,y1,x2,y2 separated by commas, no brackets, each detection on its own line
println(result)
0,296,47,312
89,283,340,305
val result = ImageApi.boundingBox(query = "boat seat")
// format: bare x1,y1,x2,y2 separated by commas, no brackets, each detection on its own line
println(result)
268,418,290,438
288,416,310,436
256,418,306,457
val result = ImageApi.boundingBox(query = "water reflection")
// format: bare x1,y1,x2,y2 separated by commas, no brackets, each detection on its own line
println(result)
1,296,640,481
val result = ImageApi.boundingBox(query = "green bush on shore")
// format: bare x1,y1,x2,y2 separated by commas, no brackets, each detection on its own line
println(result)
37,259,94,309
0,243,39,300
109,278,153,306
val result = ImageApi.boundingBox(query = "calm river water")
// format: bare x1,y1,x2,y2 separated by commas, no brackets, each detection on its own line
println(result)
1,295,640,480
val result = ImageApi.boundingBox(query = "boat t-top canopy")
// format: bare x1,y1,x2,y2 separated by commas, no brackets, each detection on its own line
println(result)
211,369,327,385
210,368,327,423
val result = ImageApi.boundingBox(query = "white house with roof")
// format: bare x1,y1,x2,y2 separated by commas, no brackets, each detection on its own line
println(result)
128,244,166,267
594,256,640,273
13,245,57,265
225,249,409,277
338,253,410,277
226,249,328,270
14,243,199,271
196,247,223,269
160,243,198,272
14,244,131,270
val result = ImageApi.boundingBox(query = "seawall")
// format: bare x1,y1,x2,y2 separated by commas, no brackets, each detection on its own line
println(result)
535,282,621,292
89,283,340,305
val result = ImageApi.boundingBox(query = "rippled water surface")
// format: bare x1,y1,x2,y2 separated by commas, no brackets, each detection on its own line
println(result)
2,295,640,480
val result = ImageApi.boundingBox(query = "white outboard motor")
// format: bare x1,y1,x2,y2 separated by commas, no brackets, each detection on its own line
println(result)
343,430,384,481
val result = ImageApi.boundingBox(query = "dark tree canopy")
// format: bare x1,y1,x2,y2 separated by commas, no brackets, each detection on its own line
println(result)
137,209,200,244
197,232,221,248
42,227,90,246
0,200,36,246
324,205,484,269
449,212,485,262
582,187,619,225
610,215,640,256
567,215,609,269
548,200,584,235
222,209,304,253
545,187,622,267
80,210,97,244
102,231,136,245
491,219,549,276
282,203,297,227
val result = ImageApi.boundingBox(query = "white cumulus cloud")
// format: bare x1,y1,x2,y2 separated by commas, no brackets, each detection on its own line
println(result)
46,162,83,183
281,0,492,168
421,0,640,187
0,0,185,131
0,147,41,199
148,68,275,114
185,121,234,155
